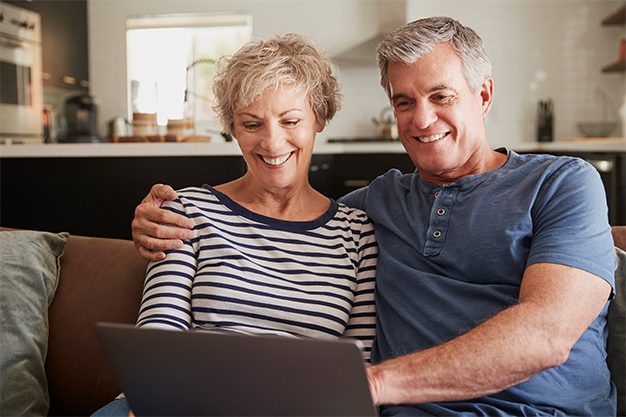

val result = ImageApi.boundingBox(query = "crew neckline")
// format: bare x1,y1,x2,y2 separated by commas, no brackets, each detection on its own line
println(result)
201,184,339,231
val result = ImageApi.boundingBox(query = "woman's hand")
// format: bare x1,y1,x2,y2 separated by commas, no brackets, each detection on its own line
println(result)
131,184,194,261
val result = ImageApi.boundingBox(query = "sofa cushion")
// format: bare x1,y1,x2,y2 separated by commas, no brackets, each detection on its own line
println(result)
45,233,147,416
0,230,68,416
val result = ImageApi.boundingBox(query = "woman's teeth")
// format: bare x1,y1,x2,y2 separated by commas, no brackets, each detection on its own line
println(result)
262,152,292,165
418,133,446,143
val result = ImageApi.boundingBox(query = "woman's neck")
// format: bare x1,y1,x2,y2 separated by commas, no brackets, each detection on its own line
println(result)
214,177,330,221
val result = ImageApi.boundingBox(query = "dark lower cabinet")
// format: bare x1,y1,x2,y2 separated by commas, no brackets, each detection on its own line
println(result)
3,150,621,241
1,156,246,239
333,152,416,197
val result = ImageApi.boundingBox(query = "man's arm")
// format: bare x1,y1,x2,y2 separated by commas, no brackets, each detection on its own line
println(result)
366,262,612,405
131,184,194,261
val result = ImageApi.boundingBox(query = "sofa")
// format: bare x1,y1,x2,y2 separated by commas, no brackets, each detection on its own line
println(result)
0,227,624,416
0,228,147,416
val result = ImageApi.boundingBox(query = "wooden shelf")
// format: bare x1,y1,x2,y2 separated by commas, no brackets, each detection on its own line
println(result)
602,5,625,25
601,6,625,74
602,59,626,73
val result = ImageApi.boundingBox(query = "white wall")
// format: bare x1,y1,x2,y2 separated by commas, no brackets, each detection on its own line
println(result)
405,0,625,147
88,0,625,146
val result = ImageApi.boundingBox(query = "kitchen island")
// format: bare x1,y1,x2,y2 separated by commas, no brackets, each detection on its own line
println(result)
1,137,625,157
2,138,624,239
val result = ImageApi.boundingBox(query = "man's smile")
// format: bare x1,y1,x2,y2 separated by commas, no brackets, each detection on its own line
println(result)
417,132,448,143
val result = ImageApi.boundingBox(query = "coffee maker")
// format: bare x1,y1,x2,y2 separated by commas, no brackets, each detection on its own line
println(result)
58,94,104,143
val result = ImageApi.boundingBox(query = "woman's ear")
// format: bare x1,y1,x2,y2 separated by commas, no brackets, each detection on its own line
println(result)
316,119,326,133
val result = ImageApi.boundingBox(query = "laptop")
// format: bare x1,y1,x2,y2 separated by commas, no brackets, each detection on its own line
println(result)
94,323,377,416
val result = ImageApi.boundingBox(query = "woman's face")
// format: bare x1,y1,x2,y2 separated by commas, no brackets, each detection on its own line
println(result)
232,85,324,194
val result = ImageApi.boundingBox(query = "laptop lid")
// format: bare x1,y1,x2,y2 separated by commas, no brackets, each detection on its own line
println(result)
94,323,377,416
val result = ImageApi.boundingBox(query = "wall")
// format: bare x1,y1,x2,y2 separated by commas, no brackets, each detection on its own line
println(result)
88,0,624,147
405,0,625,148
87,0,381,143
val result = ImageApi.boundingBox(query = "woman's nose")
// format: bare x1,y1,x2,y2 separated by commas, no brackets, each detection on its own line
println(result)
261,123,284,149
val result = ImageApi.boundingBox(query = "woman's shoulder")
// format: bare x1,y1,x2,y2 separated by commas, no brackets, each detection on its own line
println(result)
334,201,373,228
162,185,221,211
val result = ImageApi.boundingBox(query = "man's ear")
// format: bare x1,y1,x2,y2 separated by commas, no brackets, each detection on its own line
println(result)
480,77,494,118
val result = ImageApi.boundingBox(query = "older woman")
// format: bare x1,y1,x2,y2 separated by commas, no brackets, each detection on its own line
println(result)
93,33,377,416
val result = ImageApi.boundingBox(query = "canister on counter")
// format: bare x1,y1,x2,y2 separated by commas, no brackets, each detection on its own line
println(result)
167,118,195,136
132,113,158,136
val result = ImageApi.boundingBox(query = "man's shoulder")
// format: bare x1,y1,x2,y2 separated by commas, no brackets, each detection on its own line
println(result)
503,151,594,183
508,151,586,170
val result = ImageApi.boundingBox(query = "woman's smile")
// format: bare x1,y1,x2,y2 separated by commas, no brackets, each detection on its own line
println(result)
261,151,294,166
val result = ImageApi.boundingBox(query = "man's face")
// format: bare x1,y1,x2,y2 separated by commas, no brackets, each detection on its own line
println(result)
388,43,494,184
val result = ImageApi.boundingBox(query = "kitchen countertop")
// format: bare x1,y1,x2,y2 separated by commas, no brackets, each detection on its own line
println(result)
0,138,624,158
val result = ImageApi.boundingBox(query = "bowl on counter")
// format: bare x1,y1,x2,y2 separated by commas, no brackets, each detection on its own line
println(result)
577,122,618,138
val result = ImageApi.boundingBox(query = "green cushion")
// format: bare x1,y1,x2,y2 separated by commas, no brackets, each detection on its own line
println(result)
0,231,68,416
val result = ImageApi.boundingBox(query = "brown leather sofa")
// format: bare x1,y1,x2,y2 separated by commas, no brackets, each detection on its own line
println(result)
1,227,624,416
45,233,147,416
0,230,151,416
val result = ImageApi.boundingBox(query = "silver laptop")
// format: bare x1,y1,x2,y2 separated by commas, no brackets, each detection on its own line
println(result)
94,323,377,416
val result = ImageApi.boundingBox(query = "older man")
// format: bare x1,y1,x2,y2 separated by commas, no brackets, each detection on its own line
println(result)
132,17,616,416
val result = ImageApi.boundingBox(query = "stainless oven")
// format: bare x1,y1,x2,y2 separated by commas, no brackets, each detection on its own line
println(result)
0,1,43,143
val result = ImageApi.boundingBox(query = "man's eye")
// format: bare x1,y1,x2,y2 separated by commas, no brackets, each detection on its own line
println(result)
394,101,411,110
434,94,455,103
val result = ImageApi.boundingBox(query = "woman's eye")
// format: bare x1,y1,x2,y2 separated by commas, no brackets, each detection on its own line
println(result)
283,119,300,126
243,123,261,130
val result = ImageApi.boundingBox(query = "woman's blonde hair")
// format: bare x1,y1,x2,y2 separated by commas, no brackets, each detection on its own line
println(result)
213,33,342,135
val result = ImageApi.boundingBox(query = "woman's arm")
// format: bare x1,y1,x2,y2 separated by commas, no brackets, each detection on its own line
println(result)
136,198,198,330
341,219,378,362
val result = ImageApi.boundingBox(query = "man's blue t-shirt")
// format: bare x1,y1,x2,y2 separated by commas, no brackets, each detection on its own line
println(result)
339,149,617,416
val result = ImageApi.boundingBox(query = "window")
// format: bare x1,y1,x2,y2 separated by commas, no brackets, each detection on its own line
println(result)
126,13,252,138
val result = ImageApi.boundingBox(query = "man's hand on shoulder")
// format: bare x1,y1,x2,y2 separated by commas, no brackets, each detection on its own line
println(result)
131,184,194,262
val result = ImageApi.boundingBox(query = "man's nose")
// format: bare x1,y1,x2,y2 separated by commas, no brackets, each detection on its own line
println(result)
411,103,438,130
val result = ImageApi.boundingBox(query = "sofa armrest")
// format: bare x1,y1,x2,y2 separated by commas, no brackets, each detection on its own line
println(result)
45,234,147,416
613,226,626,252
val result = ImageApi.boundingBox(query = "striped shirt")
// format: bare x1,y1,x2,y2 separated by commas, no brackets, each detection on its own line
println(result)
137,185,378,360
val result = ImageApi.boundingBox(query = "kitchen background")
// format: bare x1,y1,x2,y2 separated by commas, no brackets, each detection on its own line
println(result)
4,0,625,146
88,0,625,147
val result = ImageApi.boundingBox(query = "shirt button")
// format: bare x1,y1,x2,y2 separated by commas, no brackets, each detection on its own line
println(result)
437,208,445,216
433,231,442,238
435,191,440,198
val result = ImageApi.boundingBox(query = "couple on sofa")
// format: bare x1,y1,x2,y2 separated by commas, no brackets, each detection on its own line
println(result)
98,17,619,417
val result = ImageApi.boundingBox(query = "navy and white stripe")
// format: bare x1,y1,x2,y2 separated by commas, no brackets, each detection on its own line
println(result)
137,185,377,361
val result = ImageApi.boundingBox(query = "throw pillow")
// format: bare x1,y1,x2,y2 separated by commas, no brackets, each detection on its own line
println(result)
0,230,68,416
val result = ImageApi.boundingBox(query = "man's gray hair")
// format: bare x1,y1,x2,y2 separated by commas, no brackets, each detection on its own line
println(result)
376,16,492,99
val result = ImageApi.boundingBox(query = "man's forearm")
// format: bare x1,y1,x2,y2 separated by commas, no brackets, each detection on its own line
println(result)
367,302,560,405
366,263,612,406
